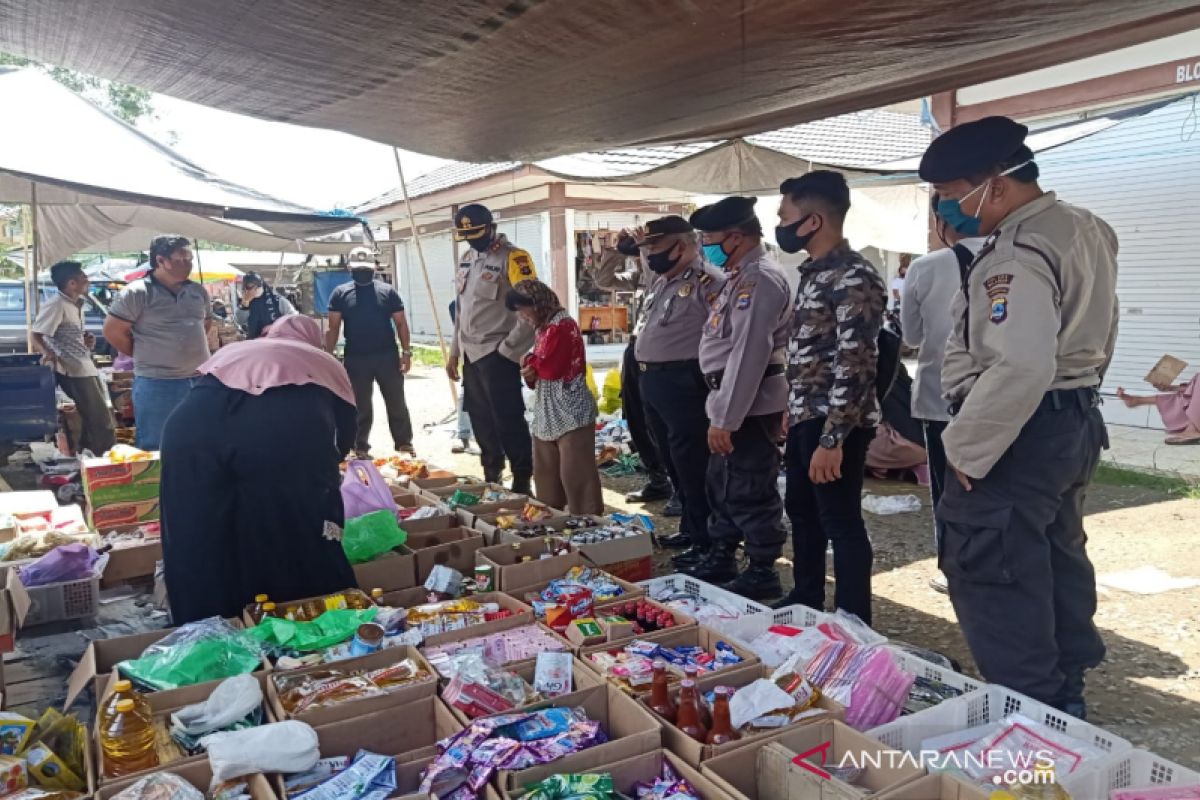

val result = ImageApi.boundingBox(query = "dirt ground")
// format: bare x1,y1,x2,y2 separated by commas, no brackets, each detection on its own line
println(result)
392,365,1200,767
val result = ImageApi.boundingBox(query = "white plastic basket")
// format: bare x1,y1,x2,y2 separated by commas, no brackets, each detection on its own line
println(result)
1101,749,1200,797
639,573,769,617
885,646,985,696
22,572,100,626
868,684,1132,799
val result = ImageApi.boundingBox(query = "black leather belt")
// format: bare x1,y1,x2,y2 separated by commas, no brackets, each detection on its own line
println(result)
704,363,785,391
638,359,699,372
948,386,1098,417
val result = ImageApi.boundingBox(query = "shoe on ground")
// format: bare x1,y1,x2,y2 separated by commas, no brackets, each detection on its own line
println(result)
625,481,672,503
722,566,782,602
929,575,949,595
397,444,417,456
511,477,532,496
451,438,470,454
354,448,372,460
658,532,691,549
671,546,708,568
663,494,683,517
684,555,739,583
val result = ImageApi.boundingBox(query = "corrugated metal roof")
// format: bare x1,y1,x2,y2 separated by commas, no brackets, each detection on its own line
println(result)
359,161,522,214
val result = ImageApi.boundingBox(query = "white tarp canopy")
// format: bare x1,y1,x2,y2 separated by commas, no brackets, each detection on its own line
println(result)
0,67,363,263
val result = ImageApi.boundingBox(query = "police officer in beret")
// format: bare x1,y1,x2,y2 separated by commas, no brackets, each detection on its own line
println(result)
688,197,791,600
919,116,1119,717
624,216,726,569
446,203,536,494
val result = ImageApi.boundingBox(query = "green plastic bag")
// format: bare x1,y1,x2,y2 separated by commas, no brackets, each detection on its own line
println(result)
447,490,481,509
117,617,263,691
342,509,407,565
248,608,378,651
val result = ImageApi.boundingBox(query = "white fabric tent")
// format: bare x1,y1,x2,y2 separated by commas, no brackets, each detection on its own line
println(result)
0,67,362,265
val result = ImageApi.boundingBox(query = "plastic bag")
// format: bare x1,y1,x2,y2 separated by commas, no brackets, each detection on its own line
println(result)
598,369,622,414
171,674,263,736
861,494,921,515
341,510,407,565
203,720,319,782
584,363,598,400
248,608,378,652
110,771,204,800
18,544,102,588
118,617,264,691
340,460,398,520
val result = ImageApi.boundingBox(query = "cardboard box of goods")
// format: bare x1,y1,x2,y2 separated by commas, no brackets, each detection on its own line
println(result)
353,545,417,593
88,499,160,532
422,482,528,509
440,656,603,728
407,470,464,492
240,588,375,628
93,670,275,785
422,618,573,673
506,552,646,614
597,553,654,584
395,493,458,534
475,538,576,591
579,625,760,692
496,683,664,791
460,503,569,538
573,528,652,567
98,525,161,588
96,761,275,800
594,596,697,643
394,591,534,644
82,456,162,495
408,527,485,583
268,644,437,727
701,720,925,800
65,618,246,709
0,571,31,653
873,773,993,800
501,748,738,800
637,664,844,768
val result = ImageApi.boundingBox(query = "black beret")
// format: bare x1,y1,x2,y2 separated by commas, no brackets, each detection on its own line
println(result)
689,196,758,232
454,203,494,231
918,116,1029,183
634,215,694,246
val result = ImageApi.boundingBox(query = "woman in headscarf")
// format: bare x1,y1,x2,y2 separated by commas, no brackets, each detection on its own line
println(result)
159,315,358,624
505,280,603,514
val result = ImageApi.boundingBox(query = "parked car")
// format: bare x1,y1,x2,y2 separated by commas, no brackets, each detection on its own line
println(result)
0,279,112,355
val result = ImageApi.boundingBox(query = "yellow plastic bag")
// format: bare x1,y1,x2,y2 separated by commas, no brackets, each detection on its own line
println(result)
599,368,622,414
584,364,598,400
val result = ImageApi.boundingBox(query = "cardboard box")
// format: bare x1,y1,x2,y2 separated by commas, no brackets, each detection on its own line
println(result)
574,530,653,569
496,683,664,791
639,665,844,767
240,588,375,628
82,456,162,494
422,482,528,509
371,590,533,645
873,773,992,800
440,656,603,727
593,596,697,642
0,571,31,654
88,499,160,531
506,552,646,613
96,760,275,800
464,504,571,540
475,538,576,590
395,493,459,534
601,554,654,583
701,721,925,800
579,626,760,690
422,618,574,671
408,527,485,583
353,546,417,593
268,644,437,727
98,534,161,588
564,617,606,647
501,748,738,800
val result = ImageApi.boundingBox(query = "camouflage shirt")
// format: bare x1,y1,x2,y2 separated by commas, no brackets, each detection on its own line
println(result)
786,241,886,438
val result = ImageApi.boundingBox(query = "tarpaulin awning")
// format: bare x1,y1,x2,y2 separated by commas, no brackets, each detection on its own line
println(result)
0,67,363,262
0,1,1195,162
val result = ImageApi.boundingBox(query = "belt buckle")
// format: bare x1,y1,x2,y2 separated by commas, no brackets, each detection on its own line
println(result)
638,363,647,372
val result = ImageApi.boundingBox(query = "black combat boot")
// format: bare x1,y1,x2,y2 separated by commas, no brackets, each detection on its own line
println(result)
722,563,782,602
625,476,672,502
1056,671,1087,720
662,494,683,517
658,532,692,548
683,543,738,583
671,545,708,569
510,475,532,496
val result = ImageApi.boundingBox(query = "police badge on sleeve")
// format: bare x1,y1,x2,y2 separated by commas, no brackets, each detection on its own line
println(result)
984,274,1013,324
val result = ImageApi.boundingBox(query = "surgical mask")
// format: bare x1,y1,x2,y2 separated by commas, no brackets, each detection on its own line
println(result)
645,245,681,275
351,268,374,285
774,214,817,254
703,238,735,269
468,231,494,252
937,159,1033,236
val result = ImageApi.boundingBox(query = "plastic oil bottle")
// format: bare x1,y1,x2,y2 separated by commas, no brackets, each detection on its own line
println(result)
100,680,151,728
101,699,159,777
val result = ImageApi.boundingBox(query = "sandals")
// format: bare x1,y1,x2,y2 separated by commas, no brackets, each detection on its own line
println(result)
1165,435,1200,446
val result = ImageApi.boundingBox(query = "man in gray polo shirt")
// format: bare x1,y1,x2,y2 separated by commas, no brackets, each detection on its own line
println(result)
104,235,211,450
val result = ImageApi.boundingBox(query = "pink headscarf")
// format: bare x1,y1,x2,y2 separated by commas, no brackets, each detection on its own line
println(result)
198,315,355,407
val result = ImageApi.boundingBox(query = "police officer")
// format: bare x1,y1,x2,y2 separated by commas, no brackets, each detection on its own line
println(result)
594,234,678,514
919,117,1119,717
688,197,791,600
621,216,726,569
446,203,536,494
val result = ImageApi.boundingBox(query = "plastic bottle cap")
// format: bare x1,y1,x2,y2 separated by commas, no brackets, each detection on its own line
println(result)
255,594,269,602
371,588,383,597
262,602,277,610
113,680,132,693
115,699,135,713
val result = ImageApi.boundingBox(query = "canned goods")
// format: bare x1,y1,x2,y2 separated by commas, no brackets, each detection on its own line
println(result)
475,564,495,592
350,622,385,656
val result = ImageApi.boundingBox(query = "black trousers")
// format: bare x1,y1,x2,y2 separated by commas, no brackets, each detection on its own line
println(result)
621,340,668,482
706,413,786,563
939,389,1107,706
463,351,533,482
640,362,711,548
921,419,948,513
344,351,413,452
785,418,874,624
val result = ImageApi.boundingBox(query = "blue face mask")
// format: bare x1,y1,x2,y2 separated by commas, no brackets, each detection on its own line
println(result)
703,238,736,269
937,182,987,237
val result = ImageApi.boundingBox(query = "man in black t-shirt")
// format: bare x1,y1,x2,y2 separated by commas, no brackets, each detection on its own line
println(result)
325,247,414,456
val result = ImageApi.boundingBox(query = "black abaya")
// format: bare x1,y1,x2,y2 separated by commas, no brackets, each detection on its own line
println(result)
160,376,358,624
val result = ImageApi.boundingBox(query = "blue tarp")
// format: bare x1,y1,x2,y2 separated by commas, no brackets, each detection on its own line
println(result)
314,271,352,315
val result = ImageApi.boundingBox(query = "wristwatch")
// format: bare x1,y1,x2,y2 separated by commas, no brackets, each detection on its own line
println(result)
818,431,842,449
402,349,413,357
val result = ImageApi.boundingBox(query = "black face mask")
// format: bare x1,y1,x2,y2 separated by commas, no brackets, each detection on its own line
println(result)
468,231,494,252
645,245,682,275
775,214,818,254
351,269,374,285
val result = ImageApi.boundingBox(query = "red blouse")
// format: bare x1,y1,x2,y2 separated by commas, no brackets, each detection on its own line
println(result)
527,316,586,382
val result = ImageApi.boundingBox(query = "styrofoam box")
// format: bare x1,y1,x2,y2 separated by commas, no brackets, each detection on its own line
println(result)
869,684,1132,798
639,573,769,617
1102,749,1200,797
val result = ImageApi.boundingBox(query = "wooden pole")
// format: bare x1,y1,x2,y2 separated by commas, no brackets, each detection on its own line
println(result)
22,193,33,353
393,147,457,406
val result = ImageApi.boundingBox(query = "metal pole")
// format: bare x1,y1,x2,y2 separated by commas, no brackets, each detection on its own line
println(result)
21,194,32,353
29,183,39,317
393,147,457,406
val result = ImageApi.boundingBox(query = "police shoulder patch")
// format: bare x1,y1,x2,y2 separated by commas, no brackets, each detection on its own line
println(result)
507,248,536,284
985,272,1013,324
735,281,755,310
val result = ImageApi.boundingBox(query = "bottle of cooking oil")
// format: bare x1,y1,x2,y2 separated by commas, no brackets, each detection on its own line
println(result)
249,594,270,623
101,699,159,777
100,680,151,728
996,765,1072,799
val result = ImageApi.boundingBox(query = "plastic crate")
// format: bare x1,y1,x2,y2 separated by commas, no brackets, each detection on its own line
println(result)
22,573,101,626
639,573,770,617
868,684,1132,798
885,646,985,696
1102,749,1200,796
